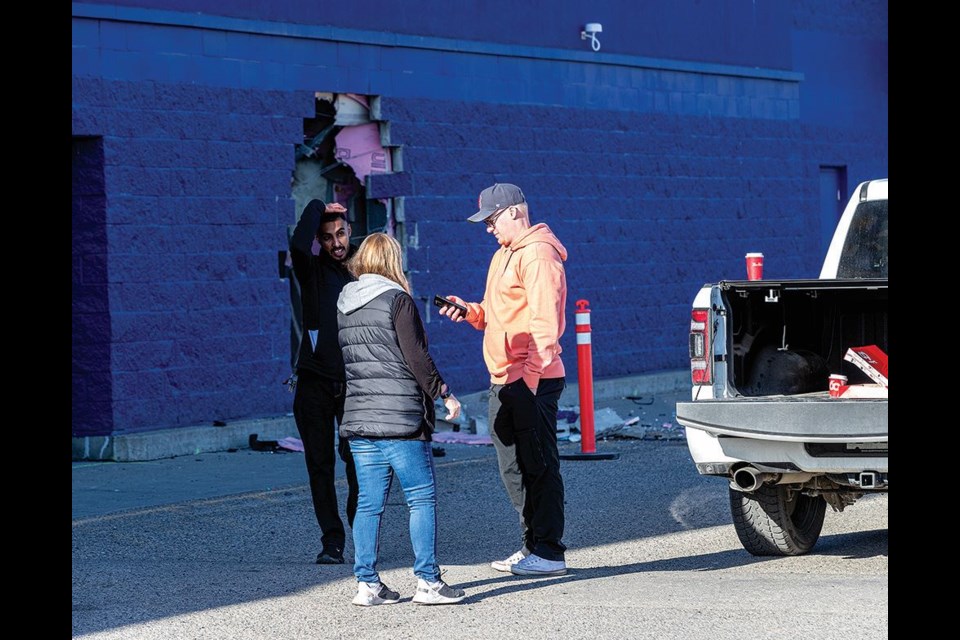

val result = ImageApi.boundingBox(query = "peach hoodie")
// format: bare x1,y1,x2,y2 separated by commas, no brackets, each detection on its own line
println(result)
465,223,567,389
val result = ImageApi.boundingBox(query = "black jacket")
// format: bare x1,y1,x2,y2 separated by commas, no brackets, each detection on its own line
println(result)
290,201,357,381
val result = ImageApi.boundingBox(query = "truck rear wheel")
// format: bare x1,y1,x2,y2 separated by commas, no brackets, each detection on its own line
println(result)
729,484,826,556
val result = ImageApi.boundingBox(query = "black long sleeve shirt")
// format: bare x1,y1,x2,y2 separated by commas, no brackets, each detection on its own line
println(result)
290,203,357,380
392,293,447,401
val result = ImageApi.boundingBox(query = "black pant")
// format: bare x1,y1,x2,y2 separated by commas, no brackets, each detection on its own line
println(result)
293,370,359,550
489,377,566,561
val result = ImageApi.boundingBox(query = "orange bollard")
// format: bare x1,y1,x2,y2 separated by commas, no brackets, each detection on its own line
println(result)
560,299,618,461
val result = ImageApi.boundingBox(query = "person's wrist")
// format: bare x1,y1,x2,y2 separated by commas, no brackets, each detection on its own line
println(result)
440,385,452,399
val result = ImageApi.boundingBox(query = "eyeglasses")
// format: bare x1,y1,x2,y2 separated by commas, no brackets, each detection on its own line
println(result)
484,207,508,228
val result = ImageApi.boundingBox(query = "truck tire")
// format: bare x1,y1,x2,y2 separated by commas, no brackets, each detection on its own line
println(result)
729,484,826,556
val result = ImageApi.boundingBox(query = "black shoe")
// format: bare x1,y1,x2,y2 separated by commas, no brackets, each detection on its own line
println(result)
316,547,345,564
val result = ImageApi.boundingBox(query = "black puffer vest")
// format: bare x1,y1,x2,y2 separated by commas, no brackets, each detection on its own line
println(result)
338,289,433,438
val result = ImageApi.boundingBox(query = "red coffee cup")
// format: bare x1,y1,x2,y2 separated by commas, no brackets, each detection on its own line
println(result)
828,374,848,398
745,253,764,280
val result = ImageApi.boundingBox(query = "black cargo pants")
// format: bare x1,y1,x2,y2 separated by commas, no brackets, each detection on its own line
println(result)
489,377,567,561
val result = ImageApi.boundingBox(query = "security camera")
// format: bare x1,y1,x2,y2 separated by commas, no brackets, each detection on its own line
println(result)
581,23,603,51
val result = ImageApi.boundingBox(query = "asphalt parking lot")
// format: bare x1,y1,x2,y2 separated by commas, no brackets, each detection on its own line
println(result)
72,383,887,639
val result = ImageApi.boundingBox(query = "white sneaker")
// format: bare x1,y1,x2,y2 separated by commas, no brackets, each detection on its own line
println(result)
490,549,527,572
351,581,401,606
510,553,567,576
411,578,466,605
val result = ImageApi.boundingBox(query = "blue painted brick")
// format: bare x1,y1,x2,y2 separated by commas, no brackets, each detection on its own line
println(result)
73,404,114,437
110,82,159,113
156,52,198,84
72,44,103,78
113,397,170,433
238,59,283,90
367,171,413,198
99,20,131,51
201,30,228,57
73,17,100,46
229,88,312,120
72,286,110,315
81,255,108,285
380,47,441,73
338,42,381,69
220,31,269,60
72,77,107,105
97,48,144,83
112,341,175,371
113,369,168,401
73,313,111,345
130,24,203,56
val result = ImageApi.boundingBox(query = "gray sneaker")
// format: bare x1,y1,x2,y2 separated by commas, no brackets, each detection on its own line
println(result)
490,549,527,572
412,578,466,605
351,581,401,606
510,553,567,576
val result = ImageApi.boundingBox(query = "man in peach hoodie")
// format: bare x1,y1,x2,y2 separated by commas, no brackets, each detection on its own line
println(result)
439,183,569,577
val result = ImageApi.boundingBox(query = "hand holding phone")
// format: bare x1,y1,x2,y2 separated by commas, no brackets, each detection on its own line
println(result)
434,294,468,316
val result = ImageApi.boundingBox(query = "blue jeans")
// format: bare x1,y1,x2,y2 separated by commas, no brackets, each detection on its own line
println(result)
348,438,440,584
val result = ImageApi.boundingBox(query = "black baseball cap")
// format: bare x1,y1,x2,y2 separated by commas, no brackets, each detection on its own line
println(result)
468,183,526,223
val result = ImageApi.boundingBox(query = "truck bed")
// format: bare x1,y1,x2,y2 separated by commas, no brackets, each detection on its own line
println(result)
714,278,887,396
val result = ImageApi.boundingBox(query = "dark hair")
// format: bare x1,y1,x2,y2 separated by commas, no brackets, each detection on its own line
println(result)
319,210,349,226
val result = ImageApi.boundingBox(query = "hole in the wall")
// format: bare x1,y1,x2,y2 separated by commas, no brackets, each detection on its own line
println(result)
292,92,395,239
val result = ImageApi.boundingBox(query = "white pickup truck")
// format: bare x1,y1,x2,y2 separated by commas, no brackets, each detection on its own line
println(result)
676,179,888,556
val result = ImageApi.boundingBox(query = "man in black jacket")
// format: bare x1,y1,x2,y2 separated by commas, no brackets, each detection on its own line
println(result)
290,198,360,564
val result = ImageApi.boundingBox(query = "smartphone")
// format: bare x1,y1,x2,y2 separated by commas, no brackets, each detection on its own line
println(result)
433,294,467,315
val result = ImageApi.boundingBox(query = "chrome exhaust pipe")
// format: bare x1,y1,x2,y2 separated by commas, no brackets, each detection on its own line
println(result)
730,466,776,492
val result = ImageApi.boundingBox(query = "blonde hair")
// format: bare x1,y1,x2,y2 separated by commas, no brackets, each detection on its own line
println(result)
348,232,411,294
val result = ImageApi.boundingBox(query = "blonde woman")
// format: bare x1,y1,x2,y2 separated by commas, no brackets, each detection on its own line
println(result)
336,233,466,606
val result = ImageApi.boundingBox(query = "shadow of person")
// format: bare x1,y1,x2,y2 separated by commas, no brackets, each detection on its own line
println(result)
453,527,888,602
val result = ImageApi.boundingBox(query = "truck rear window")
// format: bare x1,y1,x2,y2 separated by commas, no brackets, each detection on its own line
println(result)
837,200,888,278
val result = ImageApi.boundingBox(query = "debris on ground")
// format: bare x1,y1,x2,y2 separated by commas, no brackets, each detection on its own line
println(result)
248,433,303,452
277,437,304,452
433,432,493,446
249,434,279,452
555,403,686,442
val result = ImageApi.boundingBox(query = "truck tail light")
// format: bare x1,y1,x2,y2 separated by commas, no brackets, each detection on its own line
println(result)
689,309,712,385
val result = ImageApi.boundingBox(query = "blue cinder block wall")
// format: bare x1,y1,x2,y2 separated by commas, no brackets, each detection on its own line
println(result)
71,0,887,440
72,80,308,436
